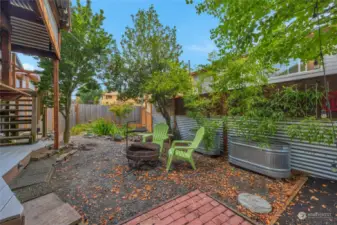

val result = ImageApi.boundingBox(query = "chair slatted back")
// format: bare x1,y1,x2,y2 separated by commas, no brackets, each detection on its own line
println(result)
190,127,205,149
153,123,169,142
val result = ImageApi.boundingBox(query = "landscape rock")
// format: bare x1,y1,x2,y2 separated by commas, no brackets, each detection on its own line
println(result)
238,193,272,213
114,134,123,142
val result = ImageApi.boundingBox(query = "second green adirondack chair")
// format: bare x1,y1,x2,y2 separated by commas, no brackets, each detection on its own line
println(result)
166,127,205,171
139,123,169,155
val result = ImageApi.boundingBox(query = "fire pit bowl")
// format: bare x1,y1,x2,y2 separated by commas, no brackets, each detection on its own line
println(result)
126,143,160,167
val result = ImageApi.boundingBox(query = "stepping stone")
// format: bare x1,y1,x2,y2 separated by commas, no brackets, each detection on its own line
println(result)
23,193,81,225
9,159,55,190
238,193,272,213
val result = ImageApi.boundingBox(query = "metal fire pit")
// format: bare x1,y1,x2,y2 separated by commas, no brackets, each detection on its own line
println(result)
126,142,160,168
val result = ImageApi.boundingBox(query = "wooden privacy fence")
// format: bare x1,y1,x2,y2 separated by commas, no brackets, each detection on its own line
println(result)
45,104,143,135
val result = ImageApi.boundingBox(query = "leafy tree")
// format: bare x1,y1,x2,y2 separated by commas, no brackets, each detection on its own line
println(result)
145,61,192,130
185,0,337,146
37,0,114,143
76,80,103,104
189,0,337,66
109,103,133,124
103,5,188,131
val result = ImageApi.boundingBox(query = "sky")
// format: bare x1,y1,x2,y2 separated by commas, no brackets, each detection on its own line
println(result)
18,0,218,71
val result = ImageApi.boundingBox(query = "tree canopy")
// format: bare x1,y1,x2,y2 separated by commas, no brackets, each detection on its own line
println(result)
189,0,337,66
103,5,190,130
76,80,103,104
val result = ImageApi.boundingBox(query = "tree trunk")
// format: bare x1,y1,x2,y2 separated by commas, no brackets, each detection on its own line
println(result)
157,99,172,132
63,94,72,144
63,113,70,144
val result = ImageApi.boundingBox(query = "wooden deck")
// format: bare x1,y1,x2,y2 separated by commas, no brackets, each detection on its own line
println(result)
0,140,53,225
0,140,53,178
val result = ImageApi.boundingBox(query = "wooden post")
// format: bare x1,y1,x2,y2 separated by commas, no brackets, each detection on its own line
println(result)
53,59,60,149
149,102,153,132
31,97,38,143
11,53,16,87
144,101,148,129
42,107,47,137
0,29,11,84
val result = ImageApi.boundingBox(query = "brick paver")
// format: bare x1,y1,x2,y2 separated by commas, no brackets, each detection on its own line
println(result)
121,190,251,225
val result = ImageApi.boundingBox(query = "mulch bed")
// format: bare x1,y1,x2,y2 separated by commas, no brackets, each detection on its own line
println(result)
276,177,337,225
48,136,305,225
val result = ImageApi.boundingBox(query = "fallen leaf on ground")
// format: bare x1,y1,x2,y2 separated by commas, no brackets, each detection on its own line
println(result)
310,196,319,201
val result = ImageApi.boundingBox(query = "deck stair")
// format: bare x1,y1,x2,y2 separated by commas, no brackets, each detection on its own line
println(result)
0,97,33,145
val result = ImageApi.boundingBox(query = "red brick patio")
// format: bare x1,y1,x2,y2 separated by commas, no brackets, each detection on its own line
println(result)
122,190,253,225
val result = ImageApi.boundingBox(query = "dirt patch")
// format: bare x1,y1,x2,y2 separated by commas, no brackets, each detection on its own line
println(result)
48,136,304,225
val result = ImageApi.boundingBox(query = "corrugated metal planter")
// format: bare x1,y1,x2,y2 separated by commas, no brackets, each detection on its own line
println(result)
192,131,222,156
229,137,291,178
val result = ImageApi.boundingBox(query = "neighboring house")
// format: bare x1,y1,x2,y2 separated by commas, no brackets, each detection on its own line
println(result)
100,92,137,105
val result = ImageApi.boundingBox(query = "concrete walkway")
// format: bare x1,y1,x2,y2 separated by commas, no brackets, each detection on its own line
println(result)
122,190,253,225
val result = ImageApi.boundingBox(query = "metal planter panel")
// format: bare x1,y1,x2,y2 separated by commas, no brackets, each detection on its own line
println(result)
228,137,291,178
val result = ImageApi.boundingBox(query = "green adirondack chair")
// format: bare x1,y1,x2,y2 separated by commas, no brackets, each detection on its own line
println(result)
139,123,169,155
166,127,205,171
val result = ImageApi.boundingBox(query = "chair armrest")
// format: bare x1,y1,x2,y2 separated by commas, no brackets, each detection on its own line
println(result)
138,133,153,137
172,140,192,147
174,146,194,151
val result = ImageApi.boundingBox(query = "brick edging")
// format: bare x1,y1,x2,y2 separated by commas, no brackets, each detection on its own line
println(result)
116,192,187,225
206,193,261,225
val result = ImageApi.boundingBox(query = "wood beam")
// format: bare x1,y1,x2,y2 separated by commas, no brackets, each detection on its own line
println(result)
53,59,60,149
0,0,10,29
11,44,57,59
1,30,11,85
11,53,16,87
10,6,44,25
36,0,61,59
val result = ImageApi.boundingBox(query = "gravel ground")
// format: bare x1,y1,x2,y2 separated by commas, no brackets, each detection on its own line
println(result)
47,136,305,225
50,136,190,225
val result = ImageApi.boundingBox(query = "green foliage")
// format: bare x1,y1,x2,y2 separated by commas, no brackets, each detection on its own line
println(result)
189,112,221,152
287,117,337,145
102,5,189,131
185,83,221,151
190,0,337,66
37,0,114,143
91,119,117,136
109,103,133,124
146,61,192,130
70,123,92,135
184,0,336,146
76,80,103,104
271,85,323,118
71,118,128,137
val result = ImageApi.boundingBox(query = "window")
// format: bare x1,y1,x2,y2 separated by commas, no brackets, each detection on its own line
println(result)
273,59,320,77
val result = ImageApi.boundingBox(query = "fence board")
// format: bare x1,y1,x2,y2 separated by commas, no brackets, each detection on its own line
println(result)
46,104,141,136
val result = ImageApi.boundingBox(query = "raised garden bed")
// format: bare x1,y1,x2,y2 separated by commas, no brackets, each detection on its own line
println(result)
229,136,291,179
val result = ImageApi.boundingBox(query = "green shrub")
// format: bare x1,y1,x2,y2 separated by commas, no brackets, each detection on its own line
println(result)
91,118,116,136
109,103,133,124
71,118,133,137
71,123,92,135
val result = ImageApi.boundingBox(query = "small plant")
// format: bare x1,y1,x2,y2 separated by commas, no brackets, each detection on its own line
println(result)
71,123,92,135
287,117,336,145
91,118,117,136
109,103,133,124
